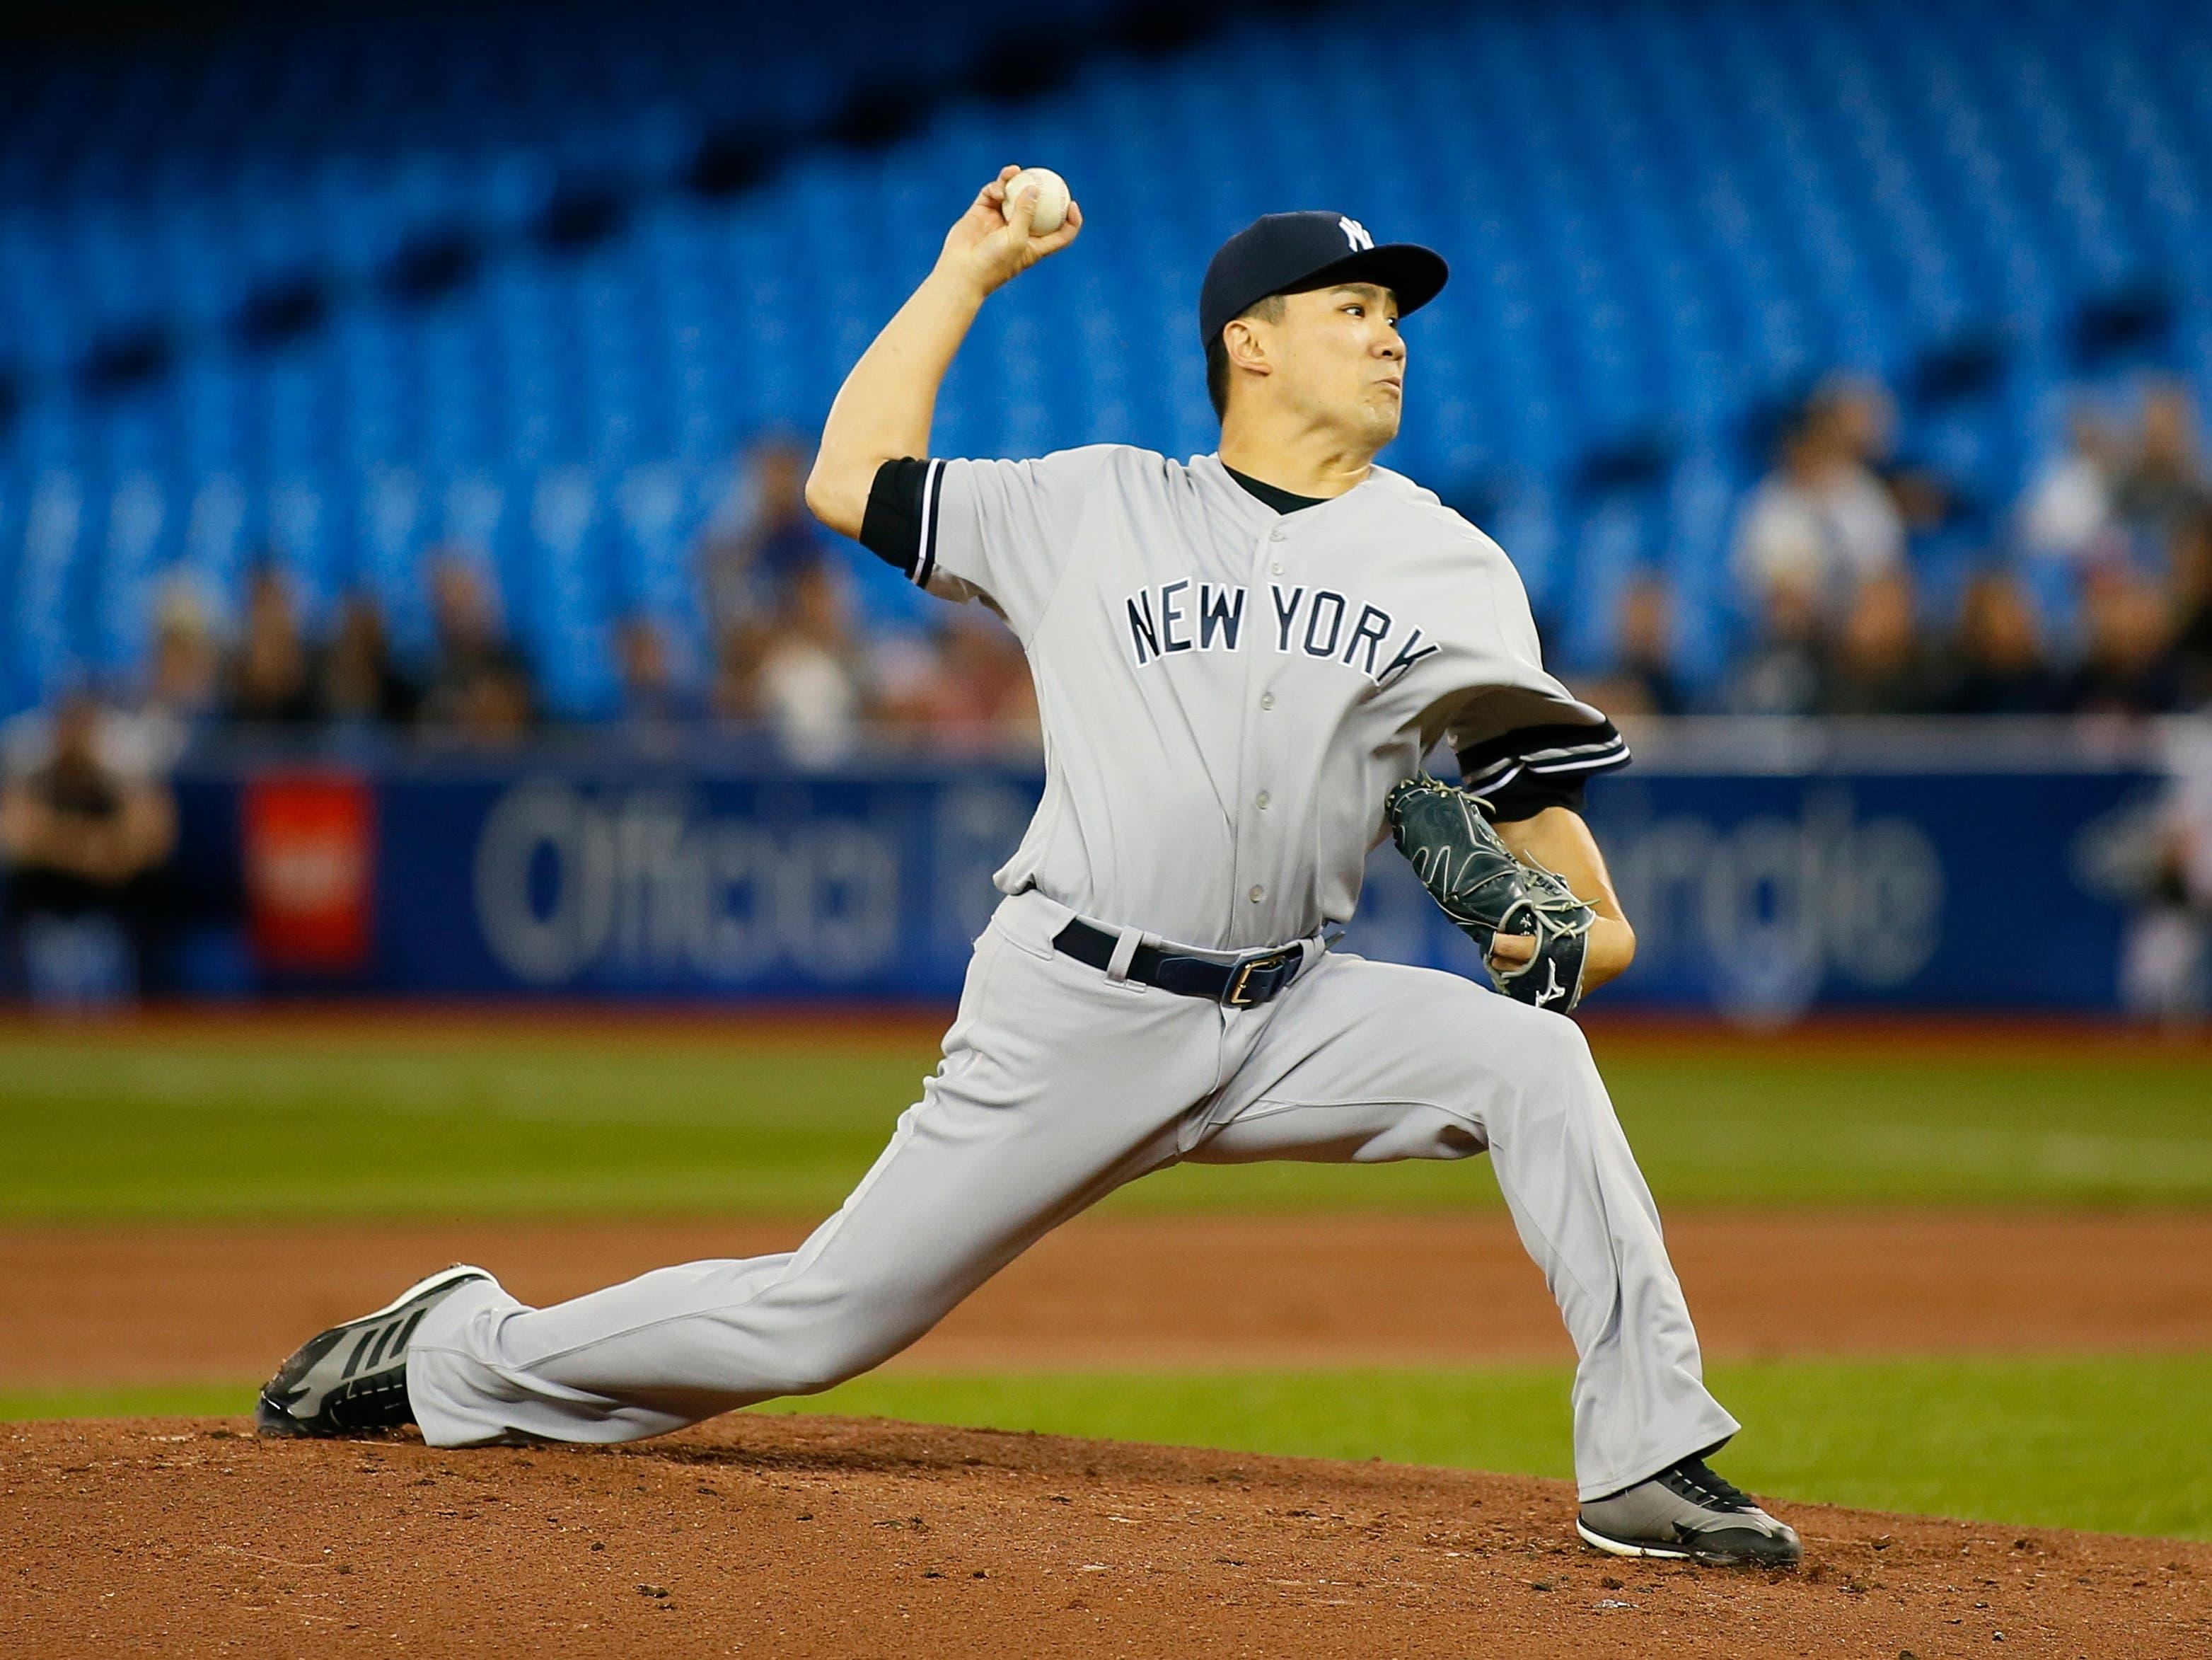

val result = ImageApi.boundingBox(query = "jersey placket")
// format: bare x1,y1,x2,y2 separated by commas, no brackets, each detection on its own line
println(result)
1227,513,1295,948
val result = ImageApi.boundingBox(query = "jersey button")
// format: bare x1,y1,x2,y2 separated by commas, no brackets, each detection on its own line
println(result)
1255,791,1270,809
1260,693,1275,710
1268,526,1286,541
1248,885,1266,903
1270,562,1284,575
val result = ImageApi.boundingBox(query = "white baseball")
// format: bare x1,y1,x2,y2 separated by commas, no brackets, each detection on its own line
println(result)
1002,166,1070,236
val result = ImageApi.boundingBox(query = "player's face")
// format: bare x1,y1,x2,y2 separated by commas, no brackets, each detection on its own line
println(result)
1271,282,1405,447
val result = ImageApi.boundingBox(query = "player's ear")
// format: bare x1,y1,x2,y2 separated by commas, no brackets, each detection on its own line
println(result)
1222,316,1273,379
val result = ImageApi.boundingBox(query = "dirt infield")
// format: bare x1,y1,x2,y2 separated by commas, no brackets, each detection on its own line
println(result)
4,1209,2208,1388
7,1413,2207,1658
10,1209,2208,1654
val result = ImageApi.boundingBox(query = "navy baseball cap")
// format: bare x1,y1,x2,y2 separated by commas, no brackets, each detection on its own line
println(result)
1200,212,1449,347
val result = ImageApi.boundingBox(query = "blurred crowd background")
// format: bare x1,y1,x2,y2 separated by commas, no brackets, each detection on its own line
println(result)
2,431,1044,773
2,0,2211,1007
11,377,2212,788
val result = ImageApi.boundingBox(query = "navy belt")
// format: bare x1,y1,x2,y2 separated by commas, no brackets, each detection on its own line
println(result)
1051,918,1308,1008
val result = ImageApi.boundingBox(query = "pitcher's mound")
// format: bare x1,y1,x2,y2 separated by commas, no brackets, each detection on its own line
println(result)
6,1414,2205,1657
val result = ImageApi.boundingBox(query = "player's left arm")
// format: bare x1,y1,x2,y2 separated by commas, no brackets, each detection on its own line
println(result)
1449,707,1635,996
1488,806,1636,992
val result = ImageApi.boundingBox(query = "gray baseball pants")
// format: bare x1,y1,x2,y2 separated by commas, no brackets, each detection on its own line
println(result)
408,888,1738,1500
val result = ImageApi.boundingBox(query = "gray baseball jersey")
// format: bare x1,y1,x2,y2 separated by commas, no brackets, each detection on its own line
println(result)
898,446,1626,950
404,446,1732,1502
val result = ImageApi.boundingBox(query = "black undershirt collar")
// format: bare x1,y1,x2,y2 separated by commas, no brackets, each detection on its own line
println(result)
1224,464,1328,516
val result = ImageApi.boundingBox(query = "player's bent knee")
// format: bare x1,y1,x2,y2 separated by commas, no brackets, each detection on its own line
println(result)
764,1332,893,1398
1482,995,1594,1076
1463,1003,1611,1143
1543,1007,1597,1068
741,1298,927,1397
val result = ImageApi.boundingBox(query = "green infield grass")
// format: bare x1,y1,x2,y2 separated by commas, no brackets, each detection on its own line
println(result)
8,1354,2206,1543
2,1023,2209,1219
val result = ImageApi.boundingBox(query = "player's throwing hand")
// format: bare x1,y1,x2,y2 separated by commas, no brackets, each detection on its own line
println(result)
937,165,1083,296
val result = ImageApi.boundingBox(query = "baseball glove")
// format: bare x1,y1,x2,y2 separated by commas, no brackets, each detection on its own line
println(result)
1384,773,1597,1012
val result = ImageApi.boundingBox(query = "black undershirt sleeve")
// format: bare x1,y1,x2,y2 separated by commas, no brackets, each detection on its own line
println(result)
858,457,930,577
1481,771,1590,823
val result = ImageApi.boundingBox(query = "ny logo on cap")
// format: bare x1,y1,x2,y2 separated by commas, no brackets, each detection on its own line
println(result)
1338,216,1374,252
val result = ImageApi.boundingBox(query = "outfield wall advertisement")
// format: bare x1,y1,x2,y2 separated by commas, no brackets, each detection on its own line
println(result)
168,747,2165,1014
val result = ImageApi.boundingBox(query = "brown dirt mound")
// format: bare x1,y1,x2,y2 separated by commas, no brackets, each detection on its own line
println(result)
7,1210,2210,1389
5,1415,2206,1659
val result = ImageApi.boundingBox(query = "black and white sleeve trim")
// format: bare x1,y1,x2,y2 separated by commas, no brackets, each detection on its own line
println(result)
913,457,945,588
857,456,946,587
1455,720,1631,801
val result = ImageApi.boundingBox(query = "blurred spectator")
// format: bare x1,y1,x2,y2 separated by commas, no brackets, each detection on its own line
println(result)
1735,393,1905,618
1725,578,1826,715
1885,463,1965,553
224,564,318,725
1940,570,2068,715
320,594,417,730
709,621,771,726
1820,374,1974,538
700,437,829,632
1822,373,1968,544
753,563,864,766
2112,381,2210,556
2017,407,2124,566
611,613,697,740
1578,573,1686,717
110,574,224,773
1,690,176,1005
1821,375,1896,472
2119,727,2212,1022
446,672,534,744
881,612,1041,754
2065,567,2184,716
144,577,222,730
2171,512,2212,707
1820,570,1940,715
417,551,536,743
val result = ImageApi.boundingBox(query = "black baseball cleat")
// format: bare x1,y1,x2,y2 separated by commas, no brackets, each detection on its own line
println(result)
1575,1455,1802,1567
256,1264,491,1439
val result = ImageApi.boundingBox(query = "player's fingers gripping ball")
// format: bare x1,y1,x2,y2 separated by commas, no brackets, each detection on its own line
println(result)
1384,775,1597,1013
1001,166,1071,234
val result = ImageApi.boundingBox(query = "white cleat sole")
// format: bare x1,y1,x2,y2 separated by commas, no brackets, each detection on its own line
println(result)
1575,1519,1691,1560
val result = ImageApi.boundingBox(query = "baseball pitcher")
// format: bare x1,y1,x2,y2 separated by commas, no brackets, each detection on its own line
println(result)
259,169,1800,1568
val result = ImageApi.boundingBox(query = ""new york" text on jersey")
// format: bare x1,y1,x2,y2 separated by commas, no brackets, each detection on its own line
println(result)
1123,581,1441,686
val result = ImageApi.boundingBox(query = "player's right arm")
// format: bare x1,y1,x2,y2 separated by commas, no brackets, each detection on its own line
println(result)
805,168,1082,538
